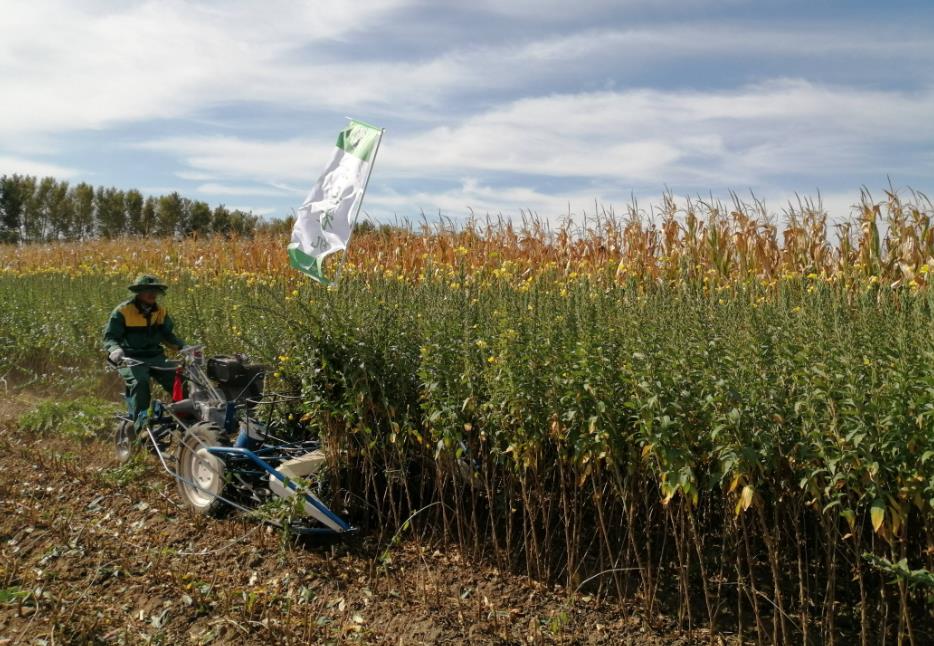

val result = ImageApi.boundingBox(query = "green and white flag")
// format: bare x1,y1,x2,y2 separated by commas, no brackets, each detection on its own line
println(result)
288,119,383,283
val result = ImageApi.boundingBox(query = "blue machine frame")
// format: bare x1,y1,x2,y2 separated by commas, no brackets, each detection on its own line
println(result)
206,446,351,533
129,404,354,536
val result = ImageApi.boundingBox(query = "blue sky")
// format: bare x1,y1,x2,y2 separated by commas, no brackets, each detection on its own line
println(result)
2,0,933,224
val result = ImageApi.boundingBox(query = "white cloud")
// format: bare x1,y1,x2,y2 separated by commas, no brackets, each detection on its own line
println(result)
135,79,934,201
195,182,297,197
175,170,217,181
466,0,748,19
0,0,412,140
508,23,934,64
3,1,931,145
0,156,80,178
245,21,934,117
138,135,332,183
5,1,931,225
380,80,934,183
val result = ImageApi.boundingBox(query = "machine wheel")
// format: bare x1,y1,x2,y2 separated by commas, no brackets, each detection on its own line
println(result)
114,418,136,465
175,422,230,517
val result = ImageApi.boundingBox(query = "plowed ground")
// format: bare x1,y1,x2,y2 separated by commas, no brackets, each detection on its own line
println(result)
0,394,698,645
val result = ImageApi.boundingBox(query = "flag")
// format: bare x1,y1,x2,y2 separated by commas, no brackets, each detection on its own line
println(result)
288,119,383,283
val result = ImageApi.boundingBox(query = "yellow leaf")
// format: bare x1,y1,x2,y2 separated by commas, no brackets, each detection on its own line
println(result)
740,485,755,512
728,474,742,494
660,481,674,505
890,503,902,537
870,498,885,533
840,509,856,532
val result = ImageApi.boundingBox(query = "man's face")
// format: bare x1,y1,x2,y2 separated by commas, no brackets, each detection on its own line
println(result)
137,290,159,305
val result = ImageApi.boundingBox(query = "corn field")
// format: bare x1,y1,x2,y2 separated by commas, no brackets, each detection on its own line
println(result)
1,191,933,644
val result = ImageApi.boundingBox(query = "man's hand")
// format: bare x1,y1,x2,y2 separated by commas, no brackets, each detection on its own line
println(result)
108,348,125,364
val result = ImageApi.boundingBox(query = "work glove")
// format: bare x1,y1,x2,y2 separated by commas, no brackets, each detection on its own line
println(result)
108,348,125,364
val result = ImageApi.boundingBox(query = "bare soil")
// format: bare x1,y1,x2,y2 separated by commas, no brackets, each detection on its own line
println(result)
0,395,705,645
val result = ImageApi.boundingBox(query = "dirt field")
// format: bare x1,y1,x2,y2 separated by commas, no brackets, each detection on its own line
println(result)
0,395,700,645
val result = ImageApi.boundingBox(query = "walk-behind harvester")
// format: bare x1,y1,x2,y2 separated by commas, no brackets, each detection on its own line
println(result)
110,345,353,535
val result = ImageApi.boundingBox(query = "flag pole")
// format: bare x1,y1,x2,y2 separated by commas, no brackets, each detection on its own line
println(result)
329,125,385,289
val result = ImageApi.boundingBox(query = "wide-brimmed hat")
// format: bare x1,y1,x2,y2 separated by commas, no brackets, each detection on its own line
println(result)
128,274,168,294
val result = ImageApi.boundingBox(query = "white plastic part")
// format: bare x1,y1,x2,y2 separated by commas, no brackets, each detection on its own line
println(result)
268,450,343,531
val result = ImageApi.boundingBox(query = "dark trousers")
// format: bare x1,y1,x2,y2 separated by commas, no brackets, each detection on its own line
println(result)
118,355,175,429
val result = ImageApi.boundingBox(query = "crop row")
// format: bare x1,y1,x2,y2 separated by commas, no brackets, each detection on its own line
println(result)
1,263,931,643
2,188,934,292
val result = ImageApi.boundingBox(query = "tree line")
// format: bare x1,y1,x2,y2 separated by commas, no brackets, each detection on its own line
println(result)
0,174,263,243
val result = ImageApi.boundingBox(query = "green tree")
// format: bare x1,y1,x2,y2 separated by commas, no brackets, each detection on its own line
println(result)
156,192,184,237
255,215,293,236
0,174,34,243
2,174,265,243
228,209,258,237
187,200,212,236
125,189,144,235
95,187,127,238
46,180,73,239
71,183,95,239
211,204,231,236
20,176,41,242
141,196,156,235
27,177,53,241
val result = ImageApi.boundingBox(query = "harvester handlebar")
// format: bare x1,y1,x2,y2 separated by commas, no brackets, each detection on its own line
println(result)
106,356,181,370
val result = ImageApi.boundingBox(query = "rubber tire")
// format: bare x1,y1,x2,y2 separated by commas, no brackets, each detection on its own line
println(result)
114,419,136,465
175,422,230,517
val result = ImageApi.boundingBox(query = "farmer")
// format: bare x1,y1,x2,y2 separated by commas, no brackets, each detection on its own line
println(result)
103,274,187,430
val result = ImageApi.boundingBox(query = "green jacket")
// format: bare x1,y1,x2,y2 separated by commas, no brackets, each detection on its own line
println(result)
102,298,185,358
